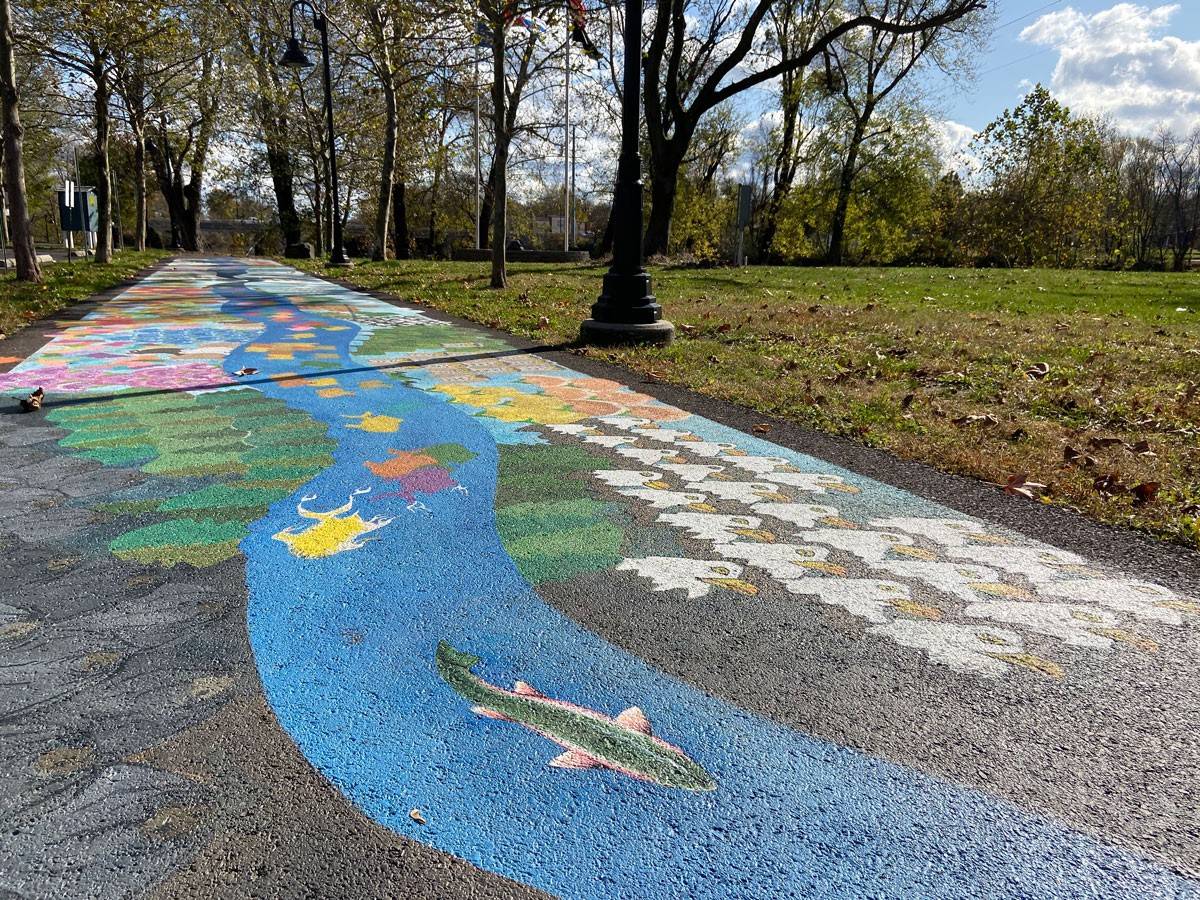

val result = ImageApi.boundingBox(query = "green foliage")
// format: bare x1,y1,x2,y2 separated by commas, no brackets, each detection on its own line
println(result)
0,251,168,335
48,388,337,566
967,85,1115,267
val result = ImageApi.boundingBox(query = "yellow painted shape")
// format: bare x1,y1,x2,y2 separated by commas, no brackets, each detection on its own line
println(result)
891,600,942,620
989,652,1065,679
274,512,386,559
970,582,1034,601
358,379,389,389
435,385,583,425
889,545,939,561
801,561,848,576
704,577,759,596
345,412,403,433
305,377,340,387
317,388,354,398
1087,627,1159,653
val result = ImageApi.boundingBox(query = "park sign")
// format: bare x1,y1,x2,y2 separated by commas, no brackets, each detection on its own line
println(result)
57,185,97,233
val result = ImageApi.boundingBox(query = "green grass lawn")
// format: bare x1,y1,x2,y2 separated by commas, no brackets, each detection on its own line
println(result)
297,257,1200,550
0,251,168,337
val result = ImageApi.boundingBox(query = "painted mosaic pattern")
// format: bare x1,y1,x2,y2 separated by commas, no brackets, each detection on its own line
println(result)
2,258,1197,900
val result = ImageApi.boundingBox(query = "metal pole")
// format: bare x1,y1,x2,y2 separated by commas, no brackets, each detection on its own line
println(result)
570,124,577,245
580,0,673,344
318,12,349,265
474,37,481,250
73,145,83,259
563,22,570,252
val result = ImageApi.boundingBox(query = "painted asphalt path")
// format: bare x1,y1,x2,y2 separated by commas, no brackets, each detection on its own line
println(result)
0,258,1197,899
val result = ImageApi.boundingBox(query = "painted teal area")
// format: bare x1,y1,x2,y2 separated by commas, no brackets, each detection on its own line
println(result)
183,261,1197,900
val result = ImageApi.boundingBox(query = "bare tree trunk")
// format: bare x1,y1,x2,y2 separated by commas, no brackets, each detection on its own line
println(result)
373,76,396,261
642,142,685,257
92,50,113,264
0,0,39,281
391,180,409,259
826,120,865,265
489,23,507,288
131,128,146,250
478,157,496,250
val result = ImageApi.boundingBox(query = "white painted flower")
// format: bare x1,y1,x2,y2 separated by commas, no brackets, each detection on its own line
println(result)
720,454,793,474
616,488,716,511
688,479,790,504
593,469,669,489
870,621,1026,676
751,503,840,529
657,512,773,543
963,600,1119,649
804,528,914,563
614,446,677,465
1040,579,1186,624
755,471,856,493
782,578,911,624
868,517,989,546
616,557,757,597
875,560,1000,603
947,545,1086,584
712,542,827,580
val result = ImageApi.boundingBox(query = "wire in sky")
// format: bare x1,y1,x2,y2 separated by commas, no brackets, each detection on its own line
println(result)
995,0,1067,31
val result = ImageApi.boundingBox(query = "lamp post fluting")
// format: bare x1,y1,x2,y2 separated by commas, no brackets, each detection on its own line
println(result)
579,0,673,345
280,0,351,266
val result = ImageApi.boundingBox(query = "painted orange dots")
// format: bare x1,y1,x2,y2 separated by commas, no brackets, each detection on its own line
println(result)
366,449,439,479
517,374,690,422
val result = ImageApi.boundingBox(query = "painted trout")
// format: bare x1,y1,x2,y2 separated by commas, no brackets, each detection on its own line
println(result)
435,641,716,792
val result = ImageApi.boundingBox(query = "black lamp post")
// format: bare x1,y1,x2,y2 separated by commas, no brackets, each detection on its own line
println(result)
580,0,673,345
280,0,351,267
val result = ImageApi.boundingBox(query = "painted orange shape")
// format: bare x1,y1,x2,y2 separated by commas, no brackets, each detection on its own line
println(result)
366,450,439,479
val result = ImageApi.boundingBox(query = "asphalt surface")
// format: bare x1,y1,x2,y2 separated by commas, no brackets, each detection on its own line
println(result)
0,256,1197,899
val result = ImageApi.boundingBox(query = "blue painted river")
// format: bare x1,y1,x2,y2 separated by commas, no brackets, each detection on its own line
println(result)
213,266,1195,900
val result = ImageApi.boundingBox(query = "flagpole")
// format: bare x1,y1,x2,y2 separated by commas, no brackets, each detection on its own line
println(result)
563,18,570,252
474,34,481,251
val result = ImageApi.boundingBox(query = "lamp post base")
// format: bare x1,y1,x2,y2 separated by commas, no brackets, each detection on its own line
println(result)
328,257,354,268
579,318,675,346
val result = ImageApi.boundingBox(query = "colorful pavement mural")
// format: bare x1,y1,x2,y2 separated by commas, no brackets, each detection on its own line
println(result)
1,258,1198,898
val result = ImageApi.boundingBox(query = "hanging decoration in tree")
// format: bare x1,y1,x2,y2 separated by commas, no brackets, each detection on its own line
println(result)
567,0,603,60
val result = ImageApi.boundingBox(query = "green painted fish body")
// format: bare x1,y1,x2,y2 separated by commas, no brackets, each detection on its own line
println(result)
436,641,716,792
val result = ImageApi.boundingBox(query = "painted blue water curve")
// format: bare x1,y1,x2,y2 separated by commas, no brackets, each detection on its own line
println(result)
210,266,1196,900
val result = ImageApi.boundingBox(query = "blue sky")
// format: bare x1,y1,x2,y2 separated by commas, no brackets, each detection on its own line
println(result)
925,0,1200,148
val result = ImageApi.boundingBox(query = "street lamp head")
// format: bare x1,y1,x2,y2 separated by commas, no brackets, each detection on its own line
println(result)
279,37,313,69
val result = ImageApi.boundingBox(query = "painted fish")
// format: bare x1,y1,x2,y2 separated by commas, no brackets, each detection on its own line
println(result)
436,642,716,792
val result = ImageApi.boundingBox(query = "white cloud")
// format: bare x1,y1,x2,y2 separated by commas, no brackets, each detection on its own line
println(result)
1020,3,1200,134
930,119,980,176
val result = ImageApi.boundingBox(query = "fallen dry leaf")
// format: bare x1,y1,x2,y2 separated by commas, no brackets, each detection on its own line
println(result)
1005,474,1047,500
1088,436,1125,451
409,808,426,825
1093,473,1127,497
1131,481,1160,504
1025,362,1050,380
752,423,772,434
1128,440,1155,456
952,413,998,427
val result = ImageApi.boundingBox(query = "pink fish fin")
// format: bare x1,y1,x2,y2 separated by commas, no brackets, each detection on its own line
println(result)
614,706,652,735
549,750,601,770
512,680,545,698
471,706,511,721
